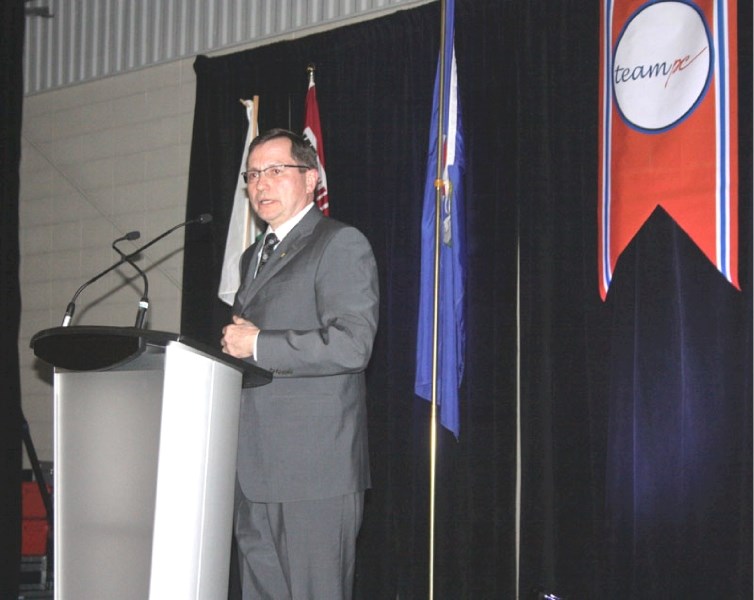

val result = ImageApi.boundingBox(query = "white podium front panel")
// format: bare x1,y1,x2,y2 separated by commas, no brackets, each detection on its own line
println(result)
52,340,245,600
54,363,165,600
149,341,243,600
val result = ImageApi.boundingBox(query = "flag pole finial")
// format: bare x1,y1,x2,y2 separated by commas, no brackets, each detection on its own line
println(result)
307,63,316,85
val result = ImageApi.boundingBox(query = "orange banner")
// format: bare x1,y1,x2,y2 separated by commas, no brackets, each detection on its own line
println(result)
598,0,738,299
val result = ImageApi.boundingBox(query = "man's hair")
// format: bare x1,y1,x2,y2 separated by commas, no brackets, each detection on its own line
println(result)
248,128,318,170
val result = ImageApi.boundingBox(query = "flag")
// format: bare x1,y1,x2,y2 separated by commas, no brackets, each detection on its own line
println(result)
218,98,260,305
414,0,466,438
303,68,330,215
598,0,738,299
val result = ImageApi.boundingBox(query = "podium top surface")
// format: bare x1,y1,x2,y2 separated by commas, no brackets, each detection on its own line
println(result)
30,326,272,388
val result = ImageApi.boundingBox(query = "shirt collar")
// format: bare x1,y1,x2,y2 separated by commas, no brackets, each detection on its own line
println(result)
265,201,316,244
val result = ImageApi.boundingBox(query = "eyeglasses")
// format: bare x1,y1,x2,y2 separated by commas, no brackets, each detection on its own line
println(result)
242,164,308,183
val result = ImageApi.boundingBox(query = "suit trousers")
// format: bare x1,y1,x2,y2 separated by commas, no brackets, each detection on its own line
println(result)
234,484,364,600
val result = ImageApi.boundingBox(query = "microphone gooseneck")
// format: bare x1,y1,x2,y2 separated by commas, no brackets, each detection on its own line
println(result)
112,232,150,329
59,215,212,327
60,233,138,327
129,213,213,257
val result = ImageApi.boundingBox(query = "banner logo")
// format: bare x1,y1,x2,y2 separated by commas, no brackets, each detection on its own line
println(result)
613,1,712,132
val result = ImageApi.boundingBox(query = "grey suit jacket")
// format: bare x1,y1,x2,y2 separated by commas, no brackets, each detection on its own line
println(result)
232,207,379,503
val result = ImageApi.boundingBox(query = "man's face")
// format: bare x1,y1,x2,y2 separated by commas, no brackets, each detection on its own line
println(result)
246,137,317,229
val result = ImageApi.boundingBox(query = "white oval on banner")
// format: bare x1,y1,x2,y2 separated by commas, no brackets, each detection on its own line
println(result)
613,1,712,132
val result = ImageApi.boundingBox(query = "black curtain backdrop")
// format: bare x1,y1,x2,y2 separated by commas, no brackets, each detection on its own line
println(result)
1,1,25,598
517,2,753,598
181,1,751,598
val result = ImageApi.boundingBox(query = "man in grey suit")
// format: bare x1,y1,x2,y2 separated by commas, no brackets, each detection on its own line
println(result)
221,128,379,599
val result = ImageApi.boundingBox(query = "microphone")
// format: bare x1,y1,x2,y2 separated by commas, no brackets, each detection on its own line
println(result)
60,214,213,327
112,231,150,329
127,213,212,256
60,232,135,327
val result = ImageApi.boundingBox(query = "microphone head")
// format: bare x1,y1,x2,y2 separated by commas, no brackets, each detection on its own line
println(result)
113,230,141,246
197,213,213,224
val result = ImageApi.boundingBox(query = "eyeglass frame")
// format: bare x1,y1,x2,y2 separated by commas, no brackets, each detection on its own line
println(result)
242,163,310,184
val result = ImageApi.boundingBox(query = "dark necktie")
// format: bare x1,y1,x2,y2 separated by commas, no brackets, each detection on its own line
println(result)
256,232,279,277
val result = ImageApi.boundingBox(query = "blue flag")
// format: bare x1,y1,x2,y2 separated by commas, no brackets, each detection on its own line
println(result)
414,0,466,438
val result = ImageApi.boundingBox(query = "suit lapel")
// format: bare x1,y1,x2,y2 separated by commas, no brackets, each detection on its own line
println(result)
238,206,322,306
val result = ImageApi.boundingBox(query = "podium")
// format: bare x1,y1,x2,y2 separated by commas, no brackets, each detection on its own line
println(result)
30,326,271,600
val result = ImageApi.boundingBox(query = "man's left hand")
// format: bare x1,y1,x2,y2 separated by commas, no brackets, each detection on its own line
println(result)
221,315,259,359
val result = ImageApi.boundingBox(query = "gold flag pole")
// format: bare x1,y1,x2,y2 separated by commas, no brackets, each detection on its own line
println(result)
251,95,259,137
239,96,260,249
249,95,259,246
429,1,448,598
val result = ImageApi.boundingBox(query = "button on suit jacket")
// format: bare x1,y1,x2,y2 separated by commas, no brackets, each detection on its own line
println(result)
233,206,379,503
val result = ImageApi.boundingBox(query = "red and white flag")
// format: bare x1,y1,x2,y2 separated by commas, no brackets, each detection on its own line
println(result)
598,0,738,299
303,68,330,215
